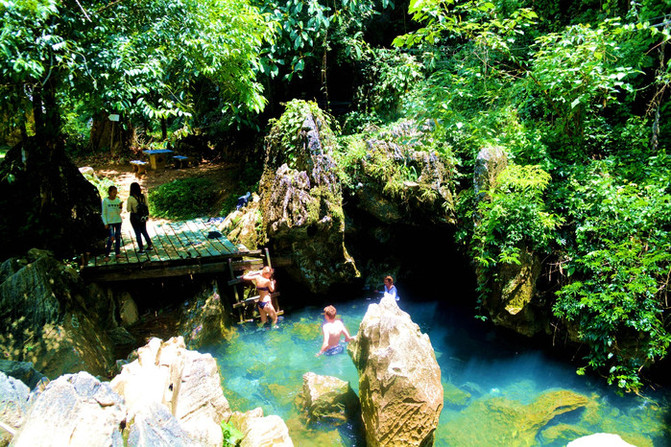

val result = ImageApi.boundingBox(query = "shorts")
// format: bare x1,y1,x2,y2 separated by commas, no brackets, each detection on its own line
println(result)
324,344,344,356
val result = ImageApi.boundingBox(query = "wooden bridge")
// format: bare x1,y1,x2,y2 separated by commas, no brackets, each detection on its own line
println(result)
79,218,282,323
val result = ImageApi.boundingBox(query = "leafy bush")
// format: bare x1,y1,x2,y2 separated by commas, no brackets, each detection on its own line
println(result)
149,177,218,219
552,158,671,391
468,163,562,301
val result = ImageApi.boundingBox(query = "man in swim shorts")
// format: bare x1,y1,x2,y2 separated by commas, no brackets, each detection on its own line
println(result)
316,305,354,356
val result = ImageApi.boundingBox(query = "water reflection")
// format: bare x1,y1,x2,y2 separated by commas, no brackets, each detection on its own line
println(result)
207,297,670,446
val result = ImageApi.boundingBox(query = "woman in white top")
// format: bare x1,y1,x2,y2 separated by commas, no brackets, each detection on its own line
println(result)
102,185,123,261
127,182,153,253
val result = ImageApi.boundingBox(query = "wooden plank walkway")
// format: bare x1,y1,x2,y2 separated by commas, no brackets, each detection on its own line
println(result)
80,218,261,282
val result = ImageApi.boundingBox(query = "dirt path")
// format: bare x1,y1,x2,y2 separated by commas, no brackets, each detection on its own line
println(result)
76,155,242,217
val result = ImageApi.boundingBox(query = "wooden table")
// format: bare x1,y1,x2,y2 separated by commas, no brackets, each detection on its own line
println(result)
142,149,173,170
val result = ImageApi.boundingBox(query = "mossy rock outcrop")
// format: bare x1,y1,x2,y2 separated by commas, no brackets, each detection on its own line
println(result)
259,100,359,294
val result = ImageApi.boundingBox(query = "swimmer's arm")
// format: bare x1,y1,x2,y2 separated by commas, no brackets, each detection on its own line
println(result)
242,270,260,280
269,279,276,293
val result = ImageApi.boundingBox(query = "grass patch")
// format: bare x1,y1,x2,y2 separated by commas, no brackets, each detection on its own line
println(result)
149,177,218,219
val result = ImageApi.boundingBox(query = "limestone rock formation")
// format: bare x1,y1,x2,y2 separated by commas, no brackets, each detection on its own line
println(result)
179,281,234,349
348,296,443,446
567,433,636,447
0,250,115,378
218,193,264,250
0,139,106,259
111,337,231,446
439,389,590,446
300,372,360,425
259,100,359,293
229,407,294,447
0,371,31,445
0,360,46,389
126,401,204,447
347,120,455,226
11,371,126,447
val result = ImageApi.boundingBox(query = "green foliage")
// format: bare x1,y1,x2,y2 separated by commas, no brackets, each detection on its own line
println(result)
220,421,244,446
267,99,337,167
253,0,391,82
149,178,218,219
552,158,671,391
0,0,272,142
470,163,561,290
81,170,115,200
342,48,424,131
528,21,639,142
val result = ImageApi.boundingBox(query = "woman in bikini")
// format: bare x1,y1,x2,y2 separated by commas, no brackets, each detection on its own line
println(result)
243,266,278,327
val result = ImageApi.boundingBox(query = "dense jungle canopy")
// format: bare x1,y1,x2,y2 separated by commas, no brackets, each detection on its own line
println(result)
1,0,670,392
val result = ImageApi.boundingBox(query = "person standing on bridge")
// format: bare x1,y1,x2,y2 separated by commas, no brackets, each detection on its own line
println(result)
127,182,153,254
102,185,123,262
243,266,278,328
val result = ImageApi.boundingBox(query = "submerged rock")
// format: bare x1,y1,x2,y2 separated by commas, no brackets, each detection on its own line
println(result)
229,407,294,447
11,371,125,447
348,296,443,446
439,389,590,446
300,372,360,425
111,337,230,446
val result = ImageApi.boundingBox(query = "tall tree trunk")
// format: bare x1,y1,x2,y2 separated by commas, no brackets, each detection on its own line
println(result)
161,117,167,140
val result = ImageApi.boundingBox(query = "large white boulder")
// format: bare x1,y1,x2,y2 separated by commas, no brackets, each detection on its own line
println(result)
348,296,443,446
111,336,231,446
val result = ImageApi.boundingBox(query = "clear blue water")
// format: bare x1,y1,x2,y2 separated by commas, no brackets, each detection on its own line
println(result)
207,296,671,446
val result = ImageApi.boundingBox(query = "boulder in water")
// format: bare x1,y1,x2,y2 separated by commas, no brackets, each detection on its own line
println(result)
348,296,443,446
300,372,360,425
10,371,125,447
229,407,294,447
439,389,591,446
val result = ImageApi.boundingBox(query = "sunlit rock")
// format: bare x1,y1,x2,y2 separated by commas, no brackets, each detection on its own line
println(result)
438,389,590,446
11,371,125,447
119,293,139,327
299,372,360,425
0,250,115,378
259,100,359,294
567,433,636,447
0,371,31,445
126,401,203,447
229,407,294,447
348,295,443,446
218,193,264,250
111,337,230,446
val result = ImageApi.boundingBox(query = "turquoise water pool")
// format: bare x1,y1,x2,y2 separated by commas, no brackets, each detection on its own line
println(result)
208,297,670,446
